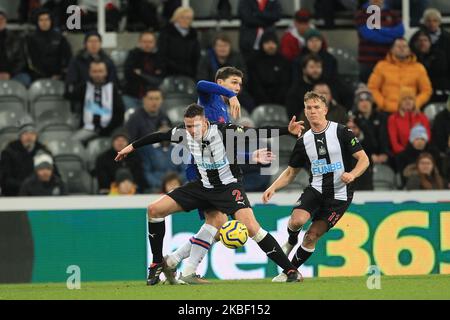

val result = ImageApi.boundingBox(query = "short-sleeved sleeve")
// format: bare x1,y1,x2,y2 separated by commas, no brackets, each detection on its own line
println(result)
339,125,363,155
288,137,307,168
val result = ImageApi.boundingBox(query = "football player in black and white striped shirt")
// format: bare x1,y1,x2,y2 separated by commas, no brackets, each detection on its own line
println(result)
262,91,370,282
116,103,305,284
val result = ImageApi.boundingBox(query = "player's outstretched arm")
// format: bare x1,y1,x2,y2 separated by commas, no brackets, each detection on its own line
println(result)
115,144,135,162
341,150,370,184
114,129,174,162
262,166,301,203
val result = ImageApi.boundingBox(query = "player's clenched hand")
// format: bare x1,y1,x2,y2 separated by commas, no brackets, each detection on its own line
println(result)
288,116,305,137
252,148,276,165
262,187,275,204
115,144,135,162
229,96,241,120
341,172,355,184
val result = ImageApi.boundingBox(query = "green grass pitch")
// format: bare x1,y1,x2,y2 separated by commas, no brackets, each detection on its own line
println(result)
1,275,449,300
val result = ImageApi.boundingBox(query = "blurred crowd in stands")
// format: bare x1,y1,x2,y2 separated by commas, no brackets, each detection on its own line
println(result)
0,0,449,197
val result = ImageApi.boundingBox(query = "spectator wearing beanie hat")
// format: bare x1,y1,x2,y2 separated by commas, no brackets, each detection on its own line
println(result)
396,124,441,185
0,122,55,196
65,31,118,90
295,28,337,81
247,31,291,106
280,9,317,62
388,87,431,155
353,85,391,166
19,152,67,196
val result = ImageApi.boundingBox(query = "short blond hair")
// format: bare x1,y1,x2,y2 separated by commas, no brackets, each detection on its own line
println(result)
422,8,442,23
304,91,327,105
170,7,194,23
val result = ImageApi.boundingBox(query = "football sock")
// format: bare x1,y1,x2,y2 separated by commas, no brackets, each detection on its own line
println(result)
148,218,165,264
287,226,302,246
253,228,296,273
167,241,191,269
182,224,217,276
291,244,315,268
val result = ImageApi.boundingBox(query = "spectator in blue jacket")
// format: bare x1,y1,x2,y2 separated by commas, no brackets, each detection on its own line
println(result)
355,0,404,82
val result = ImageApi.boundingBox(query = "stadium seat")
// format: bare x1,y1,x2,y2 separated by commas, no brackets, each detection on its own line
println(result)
110,49,128,69
328,47,359,77
28,79,65,103
373,164,396,190
423,103,446,124
31,99,72,120
86,137,112,172
429,0,450,14
110,49,129,81
160,76,197,98
162,97,196,112
279,0,298,17
55,158,85,172
251,104,289,127
46,138,87,170
189,0,219,19
0,109,30,133
59,168,93,195
39,130,74,145
166,105,186,125
124,108,136,123
36,109,78,131
0,80,28,112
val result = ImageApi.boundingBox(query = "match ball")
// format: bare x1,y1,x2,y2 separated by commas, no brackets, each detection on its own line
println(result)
219,220,249,249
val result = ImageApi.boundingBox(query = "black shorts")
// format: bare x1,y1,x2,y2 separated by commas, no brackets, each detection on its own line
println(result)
292,186,352,231
167,181,251,216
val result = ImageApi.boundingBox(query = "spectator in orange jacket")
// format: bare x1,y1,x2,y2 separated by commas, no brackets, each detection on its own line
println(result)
368,38,432,113
388,87,431,155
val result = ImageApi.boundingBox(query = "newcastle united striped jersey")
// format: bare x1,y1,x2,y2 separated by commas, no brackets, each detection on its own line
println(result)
133,122,289,189
289,121,363,200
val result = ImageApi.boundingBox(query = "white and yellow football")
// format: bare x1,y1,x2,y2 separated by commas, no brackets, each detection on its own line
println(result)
219,220,249,249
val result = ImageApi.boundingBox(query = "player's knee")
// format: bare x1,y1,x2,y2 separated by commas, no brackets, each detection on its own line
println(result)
205,212,227,229
147,203,162,219
290,215,308,229
246,221,261,238
303,231,321,246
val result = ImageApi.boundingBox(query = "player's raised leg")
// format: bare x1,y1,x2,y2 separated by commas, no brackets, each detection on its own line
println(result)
177,210,228,284
282,209,311,256
234,208,302,282
147,195,183,286
291,220,328,268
